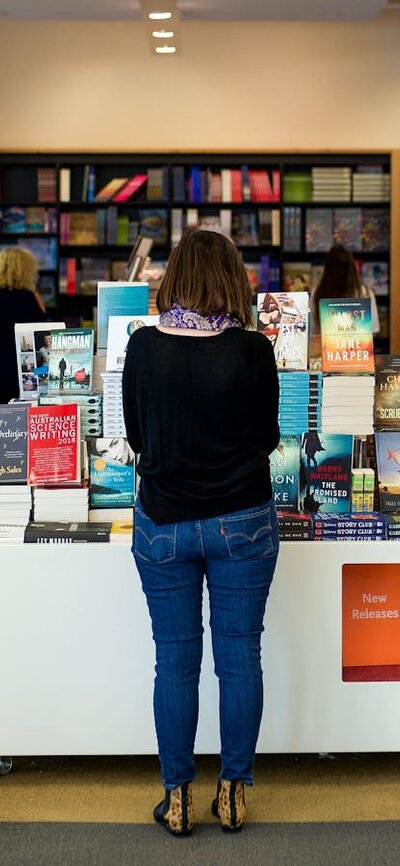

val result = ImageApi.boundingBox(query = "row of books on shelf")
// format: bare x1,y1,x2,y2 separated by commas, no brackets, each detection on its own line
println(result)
283,206,390,252
59,209,168,246
172,165,281,204
60,167,166,204
283,166,390,203
0,207,57,234
0,237,57,270
282,259,388,296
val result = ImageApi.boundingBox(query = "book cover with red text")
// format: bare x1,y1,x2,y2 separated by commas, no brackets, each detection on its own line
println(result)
28,404,80,485
319,298,374,374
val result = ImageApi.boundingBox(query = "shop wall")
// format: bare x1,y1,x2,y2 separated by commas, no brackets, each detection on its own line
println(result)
0,12,400,151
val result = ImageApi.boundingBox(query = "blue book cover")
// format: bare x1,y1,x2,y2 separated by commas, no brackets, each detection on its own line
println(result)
0,404,28,483
97,281,149,350
375,432,400,511
88,438,135,509
300,433,353,513
270,435,300,511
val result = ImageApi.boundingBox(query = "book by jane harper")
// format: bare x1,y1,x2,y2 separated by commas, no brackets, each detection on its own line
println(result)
319,298,374,374
257,291,309,370
47,328,94,394
27,404,80,485
300,432,353,513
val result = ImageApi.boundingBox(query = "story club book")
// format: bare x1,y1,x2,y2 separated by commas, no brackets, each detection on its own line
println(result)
300,433,353,514
319,297,374,374
257,291,309,370
0,404,28,484
27,404,80,485
374,355,400,430
47,328,94,394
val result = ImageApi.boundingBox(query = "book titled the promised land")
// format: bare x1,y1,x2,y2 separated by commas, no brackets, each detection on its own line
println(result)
47,328,94,394
319,297,374,374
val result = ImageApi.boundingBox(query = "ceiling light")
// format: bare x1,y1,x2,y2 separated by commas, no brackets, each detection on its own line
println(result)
148,11,172,19
152,29,174,37
155,45,176,53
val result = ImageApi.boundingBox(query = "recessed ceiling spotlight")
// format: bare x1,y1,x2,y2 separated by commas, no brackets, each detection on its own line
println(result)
149,11,172,19
152,29,174,37
155,45,176,53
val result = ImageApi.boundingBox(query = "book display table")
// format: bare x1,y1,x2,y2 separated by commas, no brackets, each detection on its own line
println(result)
0,541,399,760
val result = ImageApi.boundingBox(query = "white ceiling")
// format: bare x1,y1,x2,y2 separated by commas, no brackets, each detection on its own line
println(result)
0,0,392,21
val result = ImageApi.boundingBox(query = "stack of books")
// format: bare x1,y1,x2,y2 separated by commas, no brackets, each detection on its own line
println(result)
277,512,313,540
283,171,312,203
32,486,89,523
278,372,322,434
312,512,385,541
39,394,103,437
0,485,32,544
383,514,400,540
101,373,126,437
311,167,352,201
321,376,374,435
352,171,390,202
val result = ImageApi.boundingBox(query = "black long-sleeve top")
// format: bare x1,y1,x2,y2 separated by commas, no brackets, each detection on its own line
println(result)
0,288,47,404
122,326,280,524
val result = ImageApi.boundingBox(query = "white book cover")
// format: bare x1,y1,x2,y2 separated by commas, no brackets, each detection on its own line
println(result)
106,315,159,372
15,322,65,400
257,291,309,370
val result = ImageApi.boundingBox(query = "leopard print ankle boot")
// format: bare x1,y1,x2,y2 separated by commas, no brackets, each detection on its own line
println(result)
153,782,193,836
211,779,246,832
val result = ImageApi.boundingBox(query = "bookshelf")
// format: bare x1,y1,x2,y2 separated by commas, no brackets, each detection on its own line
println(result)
0,151,396,351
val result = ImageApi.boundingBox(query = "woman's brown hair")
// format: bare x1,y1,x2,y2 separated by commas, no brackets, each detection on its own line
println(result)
312,244,362,328
157,229,253,328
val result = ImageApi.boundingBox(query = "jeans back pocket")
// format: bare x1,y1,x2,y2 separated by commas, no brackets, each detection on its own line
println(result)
134,506,177,564
219,506,275,560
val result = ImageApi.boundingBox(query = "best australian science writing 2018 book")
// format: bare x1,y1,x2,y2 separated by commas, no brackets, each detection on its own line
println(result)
300,432,353,514
319,297,374,374
270,435,300,511
87,437,135,509
257,291,309,370
47,328,94,394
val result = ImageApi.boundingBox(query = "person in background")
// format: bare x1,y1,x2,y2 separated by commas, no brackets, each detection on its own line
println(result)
0,247,47,403
123,228,280,836
310,244,380,368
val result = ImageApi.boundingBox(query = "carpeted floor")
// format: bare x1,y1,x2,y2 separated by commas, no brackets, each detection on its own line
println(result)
1,754,400,864
1,820,400,866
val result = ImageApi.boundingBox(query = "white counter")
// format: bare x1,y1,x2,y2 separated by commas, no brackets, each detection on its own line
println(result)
0,541,399,756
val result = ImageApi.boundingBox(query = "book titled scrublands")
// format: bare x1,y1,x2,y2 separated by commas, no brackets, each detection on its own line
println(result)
257,291,309,370
47,328,94,394
319,298,374,374
27,404,80,485
374,355,400,429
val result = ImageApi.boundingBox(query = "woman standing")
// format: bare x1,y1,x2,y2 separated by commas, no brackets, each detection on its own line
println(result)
122,229,280,836
0,247,46,403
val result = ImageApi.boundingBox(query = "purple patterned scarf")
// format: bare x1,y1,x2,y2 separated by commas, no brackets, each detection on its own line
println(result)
159,303,242,331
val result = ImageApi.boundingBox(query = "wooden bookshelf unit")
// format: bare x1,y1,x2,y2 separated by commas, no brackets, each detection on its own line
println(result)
0,151,397,352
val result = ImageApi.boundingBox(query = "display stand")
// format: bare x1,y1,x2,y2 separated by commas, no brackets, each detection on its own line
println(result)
1,541,399,760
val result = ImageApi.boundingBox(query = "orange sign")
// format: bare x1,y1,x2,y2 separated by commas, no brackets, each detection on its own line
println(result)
342,564,400,667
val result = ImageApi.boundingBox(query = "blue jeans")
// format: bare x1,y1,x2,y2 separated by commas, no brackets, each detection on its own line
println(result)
133,496,279,789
